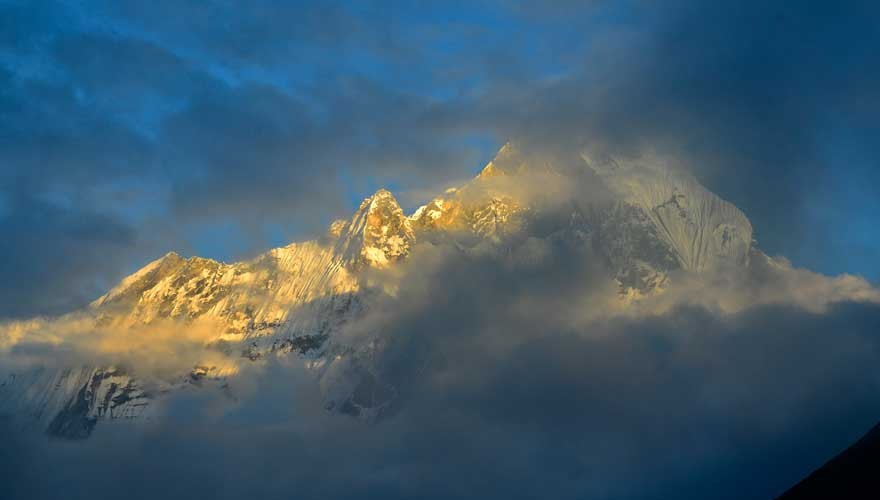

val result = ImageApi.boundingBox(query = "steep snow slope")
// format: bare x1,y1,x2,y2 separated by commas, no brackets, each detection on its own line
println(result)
0,367,153,438
0,141,762,436
584,152,753,271
92,242,356,336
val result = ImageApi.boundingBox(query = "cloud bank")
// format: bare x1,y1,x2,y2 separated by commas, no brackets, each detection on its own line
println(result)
3,225,880,499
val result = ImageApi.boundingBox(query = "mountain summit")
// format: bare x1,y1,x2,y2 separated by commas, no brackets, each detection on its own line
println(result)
335,189,416,269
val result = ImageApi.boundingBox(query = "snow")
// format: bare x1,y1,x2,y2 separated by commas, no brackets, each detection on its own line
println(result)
91,252,184,307
335,188,415,269
583,152,753,271
410,205,428,220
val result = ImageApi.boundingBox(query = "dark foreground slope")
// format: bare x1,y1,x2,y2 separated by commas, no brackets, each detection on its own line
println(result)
776,421,880,499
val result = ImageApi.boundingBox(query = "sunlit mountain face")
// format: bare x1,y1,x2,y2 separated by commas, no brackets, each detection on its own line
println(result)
3,2,880,500
0,143,769,433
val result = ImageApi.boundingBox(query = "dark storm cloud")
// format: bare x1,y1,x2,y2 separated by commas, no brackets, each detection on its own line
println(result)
3,240,880,500
0,194,135,318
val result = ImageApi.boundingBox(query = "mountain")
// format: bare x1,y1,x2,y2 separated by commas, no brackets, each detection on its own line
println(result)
776,421,880,499
0,141,759,437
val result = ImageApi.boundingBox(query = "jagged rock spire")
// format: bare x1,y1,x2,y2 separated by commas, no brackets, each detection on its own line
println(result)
334,189,416,269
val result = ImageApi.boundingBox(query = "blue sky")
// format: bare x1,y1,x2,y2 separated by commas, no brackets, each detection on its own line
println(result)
1,0,878,318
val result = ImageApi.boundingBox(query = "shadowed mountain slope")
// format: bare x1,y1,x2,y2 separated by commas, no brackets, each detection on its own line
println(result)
776,421,880,500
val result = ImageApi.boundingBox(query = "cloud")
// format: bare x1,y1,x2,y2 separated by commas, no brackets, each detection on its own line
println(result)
0,194,137,319
0,314,237,381
4,221,880,499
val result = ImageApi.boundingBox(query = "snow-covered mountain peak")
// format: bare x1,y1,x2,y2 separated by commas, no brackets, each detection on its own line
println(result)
474,140,551,181
334,188,415,269
2,140,770,437
476,141,516,180
91,251,190,309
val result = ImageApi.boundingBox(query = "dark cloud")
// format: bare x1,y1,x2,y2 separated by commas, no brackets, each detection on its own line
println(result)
0,60,155,317
0,194,136,318
3,238,880,499
159,77,484,227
